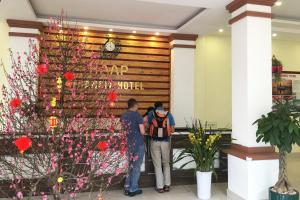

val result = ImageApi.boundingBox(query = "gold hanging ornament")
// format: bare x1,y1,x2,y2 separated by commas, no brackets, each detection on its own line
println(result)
57,77,62,93
50,97,57,107
57,176,64,183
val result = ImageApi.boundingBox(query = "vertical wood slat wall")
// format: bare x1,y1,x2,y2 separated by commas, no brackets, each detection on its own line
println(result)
41,29,171,116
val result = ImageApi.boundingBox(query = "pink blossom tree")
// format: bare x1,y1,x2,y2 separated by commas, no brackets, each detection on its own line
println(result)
0,14,128,200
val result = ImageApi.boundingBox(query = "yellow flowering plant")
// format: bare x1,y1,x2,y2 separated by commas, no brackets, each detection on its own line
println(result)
174,119,222,172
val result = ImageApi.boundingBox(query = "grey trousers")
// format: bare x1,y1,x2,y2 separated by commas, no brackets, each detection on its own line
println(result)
150,140,171,189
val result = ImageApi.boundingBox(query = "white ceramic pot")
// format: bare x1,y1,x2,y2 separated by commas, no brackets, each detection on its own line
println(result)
196,171,213,200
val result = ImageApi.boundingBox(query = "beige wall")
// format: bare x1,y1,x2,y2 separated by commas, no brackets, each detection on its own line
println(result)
195,35,300,151
195,35,232,128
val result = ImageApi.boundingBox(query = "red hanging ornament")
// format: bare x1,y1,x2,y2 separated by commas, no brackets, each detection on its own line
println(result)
64,72,75,81
107,91,118,102
36,64,48,75
49,116,58,128
14,136,32,154
10,98,22,109
97,141,108,151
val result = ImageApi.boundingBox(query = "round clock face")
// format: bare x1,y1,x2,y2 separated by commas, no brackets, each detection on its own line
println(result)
105,41,116,52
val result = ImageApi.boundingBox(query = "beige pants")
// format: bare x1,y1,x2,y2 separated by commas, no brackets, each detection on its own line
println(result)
150,140,171,189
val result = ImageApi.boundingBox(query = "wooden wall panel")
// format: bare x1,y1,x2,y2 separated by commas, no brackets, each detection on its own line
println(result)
40,29,171,116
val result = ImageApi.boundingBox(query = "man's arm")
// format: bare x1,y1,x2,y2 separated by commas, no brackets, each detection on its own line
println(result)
138,114,146,135
139,124,145,135
168,113,175,133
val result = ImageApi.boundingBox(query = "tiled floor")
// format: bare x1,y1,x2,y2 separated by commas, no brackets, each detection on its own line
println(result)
79,183,227,200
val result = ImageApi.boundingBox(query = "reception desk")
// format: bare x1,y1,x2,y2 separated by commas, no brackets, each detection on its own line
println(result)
119,128,232,188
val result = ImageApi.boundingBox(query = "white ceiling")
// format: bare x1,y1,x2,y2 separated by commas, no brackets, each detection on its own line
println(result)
0,0,300,38
30,0,204,30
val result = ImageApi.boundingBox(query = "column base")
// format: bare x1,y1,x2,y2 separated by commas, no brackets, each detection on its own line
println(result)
228,155,278,200
227,189,246,200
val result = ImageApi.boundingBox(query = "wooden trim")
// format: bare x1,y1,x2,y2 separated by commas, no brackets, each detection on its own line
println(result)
169,34,198,42
226,0,276,13
223,143,278,160
8,32,39,38
170,44,196,49
282,71,300,74
229,11,273,24
6,19,44,30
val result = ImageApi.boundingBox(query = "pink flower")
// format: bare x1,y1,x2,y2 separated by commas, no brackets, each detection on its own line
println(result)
16,191,23,199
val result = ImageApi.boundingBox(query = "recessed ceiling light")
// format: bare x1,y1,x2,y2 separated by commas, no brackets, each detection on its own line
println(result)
83,26,88,30
272,33,278,37
132,30,137,34
155,32,160,36
275,1,282,6
83,31,88,35
218,29,224,33
109,29,113,32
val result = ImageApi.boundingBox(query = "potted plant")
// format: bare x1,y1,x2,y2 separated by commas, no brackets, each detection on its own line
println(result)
174,120,222,200
272,55,283,82
254,100,300,200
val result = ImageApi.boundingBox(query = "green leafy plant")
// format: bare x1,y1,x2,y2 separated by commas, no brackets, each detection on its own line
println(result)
254,100,300,194
174,119,222,172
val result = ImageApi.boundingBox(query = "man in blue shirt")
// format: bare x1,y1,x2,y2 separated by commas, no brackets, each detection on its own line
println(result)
121,98,145,197
147,101,175,193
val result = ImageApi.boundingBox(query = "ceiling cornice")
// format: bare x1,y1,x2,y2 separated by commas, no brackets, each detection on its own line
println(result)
226,0,276,13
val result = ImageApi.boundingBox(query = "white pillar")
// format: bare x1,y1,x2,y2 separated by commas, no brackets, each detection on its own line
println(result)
226,1,279,199
170,34,197,128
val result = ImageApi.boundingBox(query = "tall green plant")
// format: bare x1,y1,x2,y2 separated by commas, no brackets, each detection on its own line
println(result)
254,100,300,193
174,120,222,172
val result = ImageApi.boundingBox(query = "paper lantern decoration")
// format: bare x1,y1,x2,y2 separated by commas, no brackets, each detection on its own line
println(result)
107,91,118,102
14,136,32,154
36,64,48,75
10,98,22,109
50,97,57,107
49,116,57,128
97,141,108,151
57,77,62,92
57,176,64,183
64,72,75,81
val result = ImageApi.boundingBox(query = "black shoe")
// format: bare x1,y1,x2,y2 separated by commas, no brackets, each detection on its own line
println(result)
124,190,130,196
128,189,143,197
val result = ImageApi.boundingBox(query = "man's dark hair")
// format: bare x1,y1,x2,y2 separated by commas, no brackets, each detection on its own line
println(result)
128,98,138,109
154,101,163,109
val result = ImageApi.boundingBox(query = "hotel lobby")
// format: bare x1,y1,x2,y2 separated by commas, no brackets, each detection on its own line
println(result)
0,0,300,200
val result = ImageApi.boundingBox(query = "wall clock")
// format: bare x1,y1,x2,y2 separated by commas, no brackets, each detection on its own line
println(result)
100,36,121,59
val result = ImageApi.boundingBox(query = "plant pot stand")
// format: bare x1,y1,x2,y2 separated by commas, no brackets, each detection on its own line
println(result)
269,187,299,200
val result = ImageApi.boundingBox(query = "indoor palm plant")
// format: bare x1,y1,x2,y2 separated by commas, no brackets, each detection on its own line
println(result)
254,100,300,200
174,119,222,200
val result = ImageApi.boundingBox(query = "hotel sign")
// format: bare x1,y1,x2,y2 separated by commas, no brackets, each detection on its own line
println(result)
74,65,144,91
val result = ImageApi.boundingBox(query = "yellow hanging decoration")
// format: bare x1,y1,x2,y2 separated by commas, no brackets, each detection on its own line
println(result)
50,97,57,107
57,176,64,183
57,77,62,93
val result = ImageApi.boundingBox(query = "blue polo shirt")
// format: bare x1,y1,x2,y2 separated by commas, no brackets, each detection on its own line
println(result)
121,110,144,149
